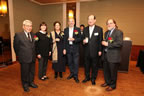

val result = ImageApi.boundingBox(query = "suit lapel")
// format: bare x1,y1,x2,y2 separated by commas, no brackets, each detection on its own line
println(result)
73,27,76,37
89,25,97,40
22,31,33,43
110,28,116,38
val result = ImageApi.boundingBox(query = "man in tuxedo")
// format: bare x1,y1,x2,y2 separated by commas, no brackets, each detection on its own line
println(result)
14,20,38,92
63,18,81,83
101,19,123,91
82,15,103,85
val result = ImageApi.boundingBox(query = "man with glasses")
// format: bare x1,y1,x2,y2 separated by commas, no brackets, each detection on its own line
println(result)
14,20,38,92
101,19,123,91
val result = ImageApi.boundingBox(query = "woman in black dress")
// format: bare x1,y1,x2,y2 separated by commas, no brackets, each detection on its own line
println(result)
51,21,66,79
35,22,52,80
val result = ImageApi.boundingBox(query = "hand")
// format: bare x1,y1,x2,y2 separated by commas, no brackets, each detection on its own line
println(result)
49,52,51,56
63,49,66,55
102,41,108,46
83,38,88,44
68,38,75,41
37,54,41,59
83,39,86,44
55,38,60,42
98,51,102,56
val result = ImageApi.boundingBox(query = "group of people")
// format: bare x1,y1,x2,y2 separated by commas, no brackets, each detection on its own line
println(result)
13,14,123,92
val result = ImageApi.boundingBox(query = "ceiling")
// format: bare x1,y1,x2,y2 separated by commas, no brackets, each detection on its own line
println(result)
30,0,94,5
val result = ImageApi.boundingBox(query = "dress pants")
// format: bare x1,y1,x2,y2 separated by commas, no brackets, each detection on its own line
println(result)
38,56,48,79
84,54,99,80
103,52,119,89
67,46,79,78
20,61,35,88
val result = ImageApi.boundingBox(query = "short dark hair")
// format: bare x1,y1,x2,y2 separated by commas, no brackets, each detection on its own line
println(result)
88,15,96,20
53,21,61,31
80,24,85,28
39,22,47,31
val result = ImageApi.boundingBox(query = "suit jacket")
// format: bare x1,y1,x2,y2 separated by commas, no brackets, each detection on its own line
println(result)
102,28,123,63
13,32,36,64
83,25,103,58
64,27,82,54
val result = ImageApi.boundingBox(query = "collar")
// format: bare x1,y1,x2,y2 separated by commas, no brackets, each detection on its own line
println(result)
40,30,46,34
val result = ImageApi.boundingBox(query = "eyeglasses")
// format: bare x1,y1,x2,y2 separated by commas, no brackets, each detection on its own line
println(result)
106,23,114,25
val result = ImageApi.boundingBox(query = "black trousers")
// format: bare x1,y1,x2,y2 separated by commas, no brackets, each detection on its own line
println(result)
20,61,35,87
38,56,48,79
103,52,119,89
84,55,99,80
67,46,79,78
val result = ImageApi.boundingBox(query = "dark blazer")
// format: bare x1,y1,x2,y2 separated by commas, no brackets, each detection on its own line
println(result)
14,32,36,64
103,28,123,63
83,25,103,58
64,27,82,53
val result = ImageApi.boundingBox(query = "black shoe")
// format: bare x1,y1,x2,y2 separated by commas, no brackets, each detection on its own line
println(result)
55,72,58,79
82,78,90,83
59,72,63,78
74,77,79,83
44,76,49,79
101,83,108,87
23,87,30,92
91,80,96,85
40,77,46,81
67,74,74,80
29,83,38,88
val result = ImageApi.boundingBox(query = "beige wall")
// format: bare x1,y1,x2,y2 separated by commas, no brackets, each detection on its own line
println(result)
41,4,63,32
13,0,42,33
0,15,10,39
80,0,144,45
13,0,63,33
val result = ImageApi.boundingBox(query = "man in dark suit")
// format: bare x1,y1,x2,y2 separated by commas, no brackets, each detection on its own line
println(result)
14,20,38,92
82,15,103,85
63,18,81,83
101,19,123,91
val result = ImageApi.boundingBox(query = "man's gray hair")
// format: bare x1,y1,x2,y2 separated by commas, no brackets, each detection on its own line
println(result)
23,20,32,25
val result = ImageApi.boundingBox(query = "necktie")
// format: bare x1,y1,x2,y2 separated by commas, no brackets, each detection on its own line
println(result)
27,33,31,41
106,30,111,41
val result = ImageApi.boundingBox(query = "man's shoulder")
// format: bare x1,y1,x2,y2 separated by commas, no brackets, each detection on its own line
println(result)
95,25,103,30
115,28,123,34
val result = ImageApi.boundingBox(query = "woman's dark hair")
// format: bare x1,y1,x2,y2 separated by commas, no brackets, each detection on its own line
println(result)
53,21,61,31
39,22,47,31
106,19,118,28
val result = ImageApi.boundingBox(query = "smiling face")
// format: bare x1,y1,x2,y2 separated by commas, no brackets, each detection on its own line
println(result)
23,22,32,33
54,23,61,31
68,18,75,27
88,15,96,26
40,25,47,32
106,19,116,30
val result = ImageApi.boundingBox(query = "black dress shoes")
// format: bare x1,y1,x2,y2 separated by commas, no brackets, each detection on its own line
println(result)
55,72,58,79
29,83,38,88
82,78,90,83
101,83,108,87
67,74,74,80
105,86,115,91
91,80,96,85
23,87,30,92
74,77,79,83
59,72,63,78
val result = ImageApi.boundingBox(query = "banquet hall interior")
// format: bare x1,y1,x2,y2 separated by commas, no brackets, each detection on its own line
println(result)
0,0,144,96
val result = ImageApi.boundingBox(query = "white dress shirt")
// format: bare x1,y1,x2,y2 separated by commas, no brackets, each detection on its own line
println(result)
24,31,32,41
69,27,74,45
89,25,95,38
